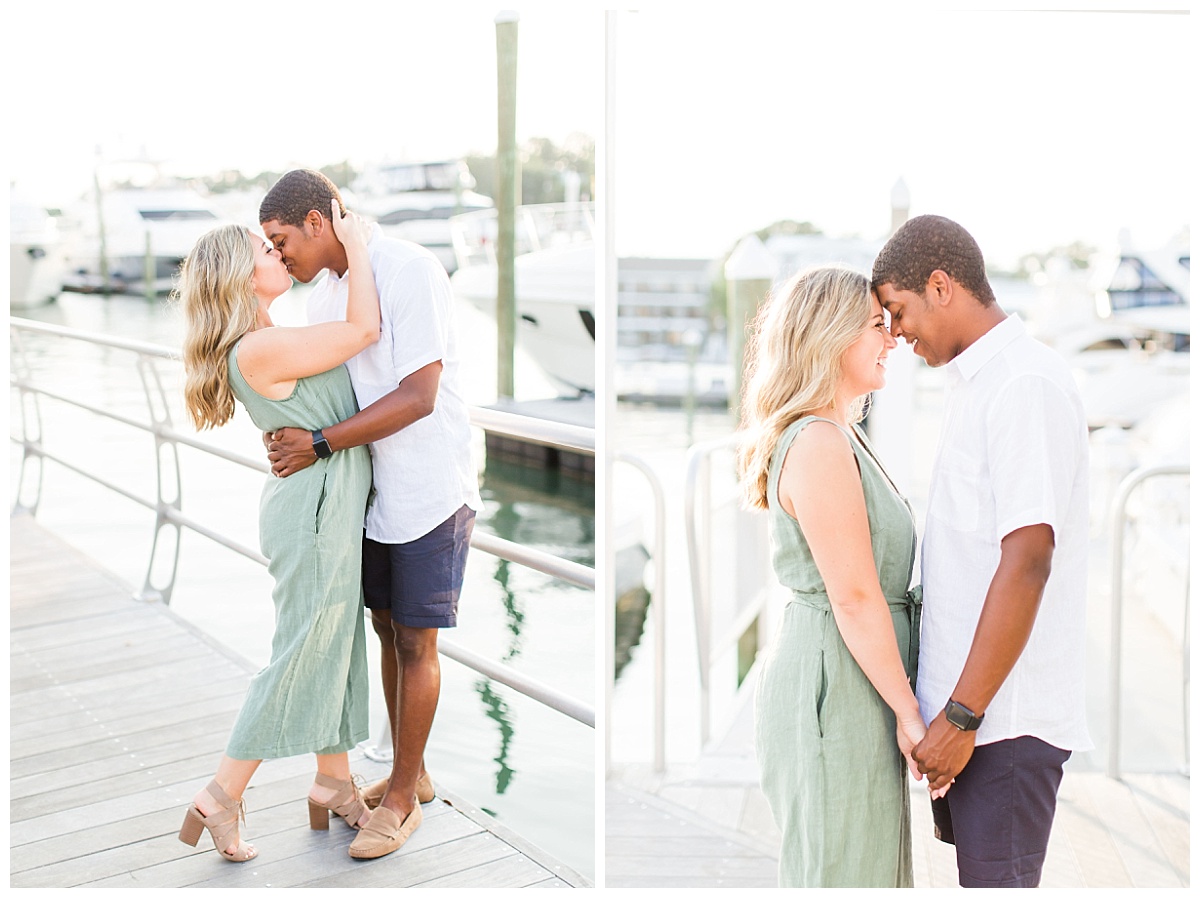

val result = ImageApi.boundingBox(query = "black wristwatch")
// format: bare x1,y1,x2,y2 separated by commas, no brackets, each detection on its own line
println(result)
944,699,984,732
312,429,333,459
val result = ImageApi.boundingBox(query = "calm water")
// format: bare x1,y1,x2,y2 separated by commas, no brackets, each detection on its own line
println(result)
10,288,596,880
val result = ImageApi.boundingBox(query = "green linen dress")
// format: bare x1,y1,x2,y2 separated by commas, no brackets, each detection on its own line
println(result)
223,342,372,760
754,416,920,888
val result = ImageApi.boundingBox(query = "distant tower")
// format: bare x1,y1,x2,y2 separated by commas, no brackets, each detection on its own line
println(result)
890,177,910,235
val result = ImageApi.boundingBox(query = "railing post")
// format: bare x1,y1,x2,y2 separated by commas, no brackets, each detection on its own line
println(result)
1107,463,1189,780
614,453,667,773
9,327,45,516
135,354,182,603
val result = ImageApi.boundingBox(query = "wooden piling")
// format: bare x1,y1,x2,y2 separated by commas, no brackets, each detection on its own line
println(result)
495,11,520,399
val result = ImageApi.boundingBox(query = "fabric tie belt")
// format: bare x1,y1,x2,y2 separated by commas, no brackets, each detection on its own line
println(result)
788,585,922,684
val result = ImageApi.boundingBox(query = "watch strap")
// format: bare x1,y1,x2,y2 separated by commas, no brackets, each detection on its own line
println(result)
944,698,984,732
312,429,333,459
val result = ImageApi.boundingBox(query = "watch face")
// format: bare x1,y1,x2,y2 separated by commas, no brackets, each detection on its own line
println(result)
945,700,981,731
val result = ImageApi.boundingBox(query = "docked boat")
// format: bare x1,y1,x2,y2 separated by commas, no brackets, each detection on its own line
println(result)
60,186,225,295
1045,232,1190,430
350,160,493,274
449,203,596,395
9,187,66,310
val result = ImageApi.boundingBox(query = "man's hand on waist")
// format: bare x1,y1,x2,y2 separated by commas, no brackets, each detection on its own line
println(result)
268,427,318,478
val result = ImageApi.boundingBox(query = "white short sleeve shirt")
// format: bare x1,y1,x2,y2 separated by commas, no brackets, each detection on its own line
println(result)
917,315,1093,752
307,225,482,543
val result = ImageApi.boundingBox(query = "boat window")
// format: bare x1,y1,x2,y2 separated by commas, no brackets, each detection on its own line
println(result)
1107,256,1184,309
377,207,457,225
138,209,218,221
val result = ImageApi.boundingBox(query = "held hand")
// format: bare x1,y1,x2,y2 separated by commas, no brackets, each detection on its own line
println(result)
328,198,372,251
267,427,319,478
896,714,927,782
912,711,976,793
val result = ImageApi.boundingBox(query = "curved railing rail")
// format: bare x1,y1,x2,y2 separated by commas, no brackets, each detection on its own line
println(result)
9,316,595,730
1107,462,1190,780
683,433,772,745
611,452,667,773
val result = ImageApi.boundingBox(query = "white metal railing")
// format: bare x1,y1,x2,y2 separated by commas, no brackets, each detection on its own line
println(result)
683,433,773,745
9,317,595,730
1106,462,1190,780
611,452,667,772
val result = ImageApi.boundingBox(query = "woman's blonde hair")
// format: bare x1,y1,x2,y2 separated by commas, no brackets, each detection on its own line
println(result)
175,224,259,430
737,265,874,510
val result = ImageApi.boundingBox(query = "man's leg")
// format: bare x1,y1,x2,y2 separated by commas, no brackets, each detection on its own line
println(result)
370,610,400,743
936,736,1071,887
377,624,441,817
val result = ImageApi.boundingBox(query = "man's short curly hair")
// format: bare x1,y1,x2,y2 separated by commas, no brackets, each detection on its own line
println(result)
872,214,995,306
258,169,345,228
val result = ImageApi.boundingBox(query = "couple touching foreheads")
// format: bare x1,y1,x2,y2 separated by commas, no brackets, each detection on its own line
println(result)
174,169,482,862
742,215,1091,888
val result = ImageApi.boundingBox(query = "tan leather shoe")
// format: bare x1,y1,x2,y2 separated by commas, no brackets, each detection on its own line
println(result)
362,771,434,808
348,804,422,860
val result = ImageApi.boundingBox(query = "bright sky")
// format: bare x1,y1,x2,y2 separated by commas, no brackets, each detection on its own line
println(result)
6,5,1191,269
612,5,1193,266
5,3,602,207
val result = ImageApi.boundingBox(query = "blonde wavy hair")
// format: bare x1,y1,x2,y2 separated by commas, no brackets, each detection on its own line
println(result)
174,224,259,430
737,265,874,510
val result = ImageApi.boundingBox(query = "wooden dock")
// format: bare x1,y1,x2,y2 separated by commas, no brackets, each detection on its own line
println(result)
9,513,589,888
606,674,1191,889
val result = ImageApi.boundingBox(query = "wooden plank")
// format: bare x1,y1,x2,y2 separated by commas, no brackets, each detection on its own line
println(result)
9,710,241,780
9,650,248,710
422,852,559,888
11,727,231,801
10,766,383,875
1126,774,1191,885
10,665,248,731
9,516,585,888
9,691,246,763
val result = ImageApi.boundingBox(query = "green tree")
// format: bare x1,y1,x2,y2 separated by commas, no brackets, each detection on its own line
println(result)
465,134,595,204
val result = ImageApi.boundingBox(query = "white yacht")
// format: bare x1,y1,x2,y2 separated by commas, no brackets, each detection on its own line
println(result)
449,203,596,395
10,187,66,310
1045,232,1190,430
349,160,493,274
60,187,225,294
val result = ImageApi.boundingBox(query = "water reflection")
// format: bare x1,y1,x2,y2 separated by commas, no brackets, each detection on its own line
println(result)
472,455,593,798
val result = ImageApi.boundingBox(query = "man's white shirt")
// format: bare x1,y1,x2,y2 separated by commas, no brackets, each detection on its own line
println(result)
917,315,1093,752
307,225,482,544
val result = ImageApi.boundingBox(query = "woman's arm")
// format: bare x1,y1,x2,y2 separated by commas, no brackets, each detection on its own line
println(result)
779,422,924,746
239,200,381,391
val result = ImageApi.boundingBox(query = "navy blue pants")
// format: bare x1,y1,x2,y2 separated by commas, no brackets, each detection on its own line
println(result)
930,735,1071,887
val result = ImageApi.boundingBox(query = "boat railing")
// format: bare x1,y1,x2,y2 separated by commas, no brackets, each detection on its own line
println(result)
450,202,595,270
1106,461,1190,780
683,433,774,746
609,452,667,773
8,317,595,732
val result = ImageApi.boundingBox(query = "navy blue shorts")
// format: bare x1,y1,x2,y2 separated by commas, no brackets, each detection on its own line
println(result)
930,735,1071,888
362,505,476,629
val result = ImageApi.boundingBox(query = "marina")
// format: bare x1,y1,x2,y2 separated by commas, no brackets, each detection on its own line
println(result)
9,281,596,884
10,514,588,888
605,227,1191,887
607,383,1191,887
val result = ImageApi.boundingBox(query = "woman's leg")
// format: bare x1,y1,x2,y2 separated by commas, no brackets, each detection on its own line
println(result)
311,751,370,828
192,755,261,858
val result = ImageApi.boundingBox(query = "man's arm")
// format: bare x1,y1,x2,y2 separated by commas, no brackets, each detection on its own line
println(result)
912,523,1055,790
267,361,442,477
